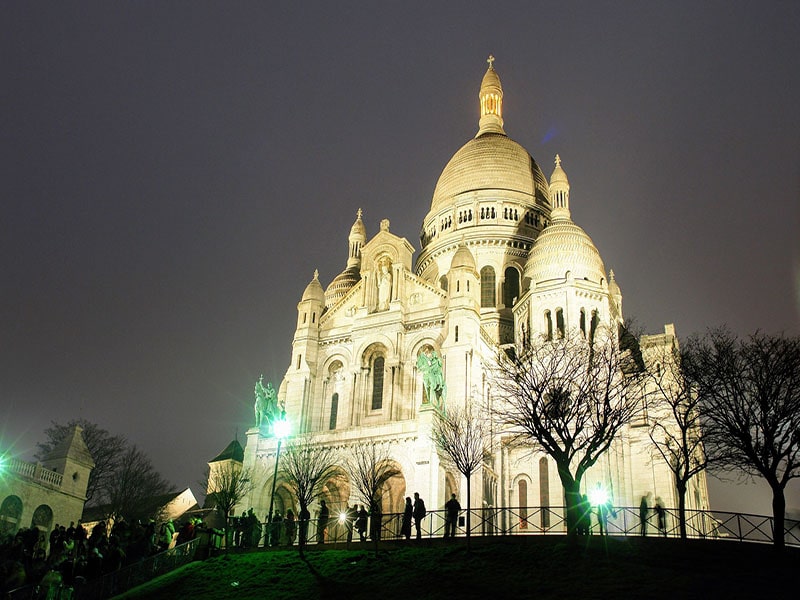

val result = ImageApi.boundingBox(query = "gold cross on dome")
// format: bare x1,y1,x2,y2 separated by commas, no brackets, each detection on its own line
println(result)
487,55,495,69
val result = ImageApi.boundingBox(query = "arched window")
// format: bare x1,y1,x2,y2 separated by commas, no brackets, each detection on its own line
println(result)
0,496,23,537
31,504,53,532
556,308,565,339
440,275,448,291
518,480,528,529
480,266,496,307
455,326,459,343
329,393,339,430
544,310,553,341
503,267,519,307
371,357,385,410
539,458,550,528
580,309,586,337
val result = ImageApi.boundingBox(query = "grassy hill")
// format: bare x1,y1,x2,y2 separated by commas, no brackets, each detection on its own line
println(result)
115,535,797,599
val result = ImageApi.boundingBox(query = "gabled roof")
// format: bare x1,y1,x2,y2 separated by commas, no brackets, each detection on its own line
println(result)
43,425,95,468
209,440,244,463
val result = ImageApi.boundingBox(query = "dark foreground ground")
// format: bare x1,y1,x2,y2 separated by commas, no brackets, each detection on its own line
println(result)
115,535,798,600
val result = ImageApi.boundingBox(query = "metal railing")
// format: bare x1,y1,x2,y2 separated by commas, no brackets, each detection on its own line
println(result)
313,505,800,548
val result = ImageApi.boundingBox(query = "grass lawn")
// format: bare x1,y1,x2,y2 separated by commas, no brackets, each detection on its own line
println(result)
114,535,798,599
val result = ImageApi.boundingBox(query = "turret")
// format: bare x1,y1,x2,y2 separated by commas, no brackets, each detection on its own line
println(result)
477,55,505,135
39,425,94,500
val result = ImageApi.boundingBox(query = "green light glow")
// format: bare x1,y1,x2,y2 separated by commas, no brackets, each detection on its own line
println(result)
588,485,609,507
273,418,291,440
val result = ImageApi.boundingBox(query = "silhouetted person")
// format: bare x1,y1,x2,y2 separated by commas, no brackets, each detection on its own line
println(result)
317,500,329,544
597,498,616,536
356,505,368,542
298,506,311,546
401,497,413,540
270,512,282,546
370,503,382,541
284,509,296,545
655,497,667,537
412,492,426,540
345,504,357,545
444,494,461,538
578,494,591,535
639,494,650,536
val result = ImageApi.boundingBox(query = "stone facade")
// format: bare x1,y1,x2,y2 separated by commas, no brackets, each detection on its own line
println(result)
1,426,94,541
239,59,710,526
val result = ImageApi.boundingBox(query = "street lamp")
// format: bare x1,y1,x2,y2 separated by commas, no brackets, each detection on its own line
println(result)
266,410,290,537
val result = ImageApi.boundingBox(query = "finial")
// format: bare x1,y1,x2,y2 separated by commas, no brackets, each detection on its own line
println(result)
554,154,561,168
357,208,362,219
487,55,495,69
609,269,615,280
313,269,319,280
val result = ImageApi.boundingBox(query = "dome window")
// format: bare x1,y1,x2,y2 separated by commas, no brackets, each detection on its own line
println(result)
480,266,496,307
503,267,520,307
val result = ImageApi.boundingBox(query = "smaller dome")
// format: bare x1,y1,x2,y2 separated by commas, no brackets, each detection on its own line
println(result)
608,269,621,296
324,266,361,308
526,221,606,285
302,270,325,304
450,242,476,271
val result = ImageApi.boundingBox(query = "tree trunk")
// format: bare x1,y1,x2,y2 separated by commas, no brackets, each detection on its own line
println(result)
466,473,472,551
676,479,687,539
557,467,581,540
770,483,786,550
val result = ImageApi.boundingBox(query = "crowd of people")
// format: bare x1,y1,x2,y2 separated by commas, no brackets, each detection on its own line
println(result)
0,515,221,596
227,493,441,549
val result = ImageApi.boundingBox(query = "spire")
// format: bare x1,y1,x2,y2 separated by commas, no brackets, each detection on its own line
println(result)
477,55,505,136
347,209,366,268
549,154,571,221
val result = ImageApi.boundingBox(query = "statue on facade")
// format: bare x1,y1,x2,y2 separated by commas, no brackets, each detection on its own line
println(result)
417,345,446,410
376,259,392,311
254,375,279,429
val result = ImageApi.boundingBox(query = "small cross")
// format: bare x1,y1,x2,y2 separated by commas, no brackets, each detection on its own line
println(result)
487,55,495,69
555,154,561,168
314,269,319,280
357,208,362,219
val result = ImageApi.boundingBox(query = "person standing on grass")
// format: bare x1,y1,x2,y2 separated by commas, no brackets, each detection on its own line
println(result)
401,497,413,540
356,505,368,542
639,494,650,536
444,494,461,538
317,500,329,544
412,492,426,540
655,497,667,537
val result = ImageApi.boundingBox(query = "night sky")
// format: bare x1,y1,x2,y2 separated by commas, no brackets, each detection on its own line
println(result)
2,2,798,514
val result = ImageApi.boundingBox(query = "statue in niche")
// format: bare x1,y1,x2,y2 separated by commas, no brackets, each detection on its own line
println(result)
376,259,392,311
417,345,446,411
254,375,279,430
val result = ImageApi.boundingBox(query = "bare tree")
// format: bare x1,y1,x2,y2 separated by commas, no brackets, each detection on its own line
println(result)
343,440,401,554
203,461,255,551
489,329,645,538
431,404,488,547
694,328,800,549
643,336,712,539
36,419,126,505
279,435,340,554
103,445,172,523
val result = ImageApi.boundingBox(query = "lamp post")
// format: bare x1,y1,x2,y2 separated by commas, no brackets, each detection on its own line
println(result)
266,410,290,543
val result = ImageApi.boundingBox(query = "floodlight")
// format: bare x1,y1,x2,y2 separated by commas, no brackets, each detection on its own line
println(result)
273,416,291,440
588,485,609,507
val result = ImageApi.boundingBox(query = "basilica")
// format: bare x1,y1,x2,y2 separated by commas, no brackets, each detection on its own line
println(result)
237,58,710,530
